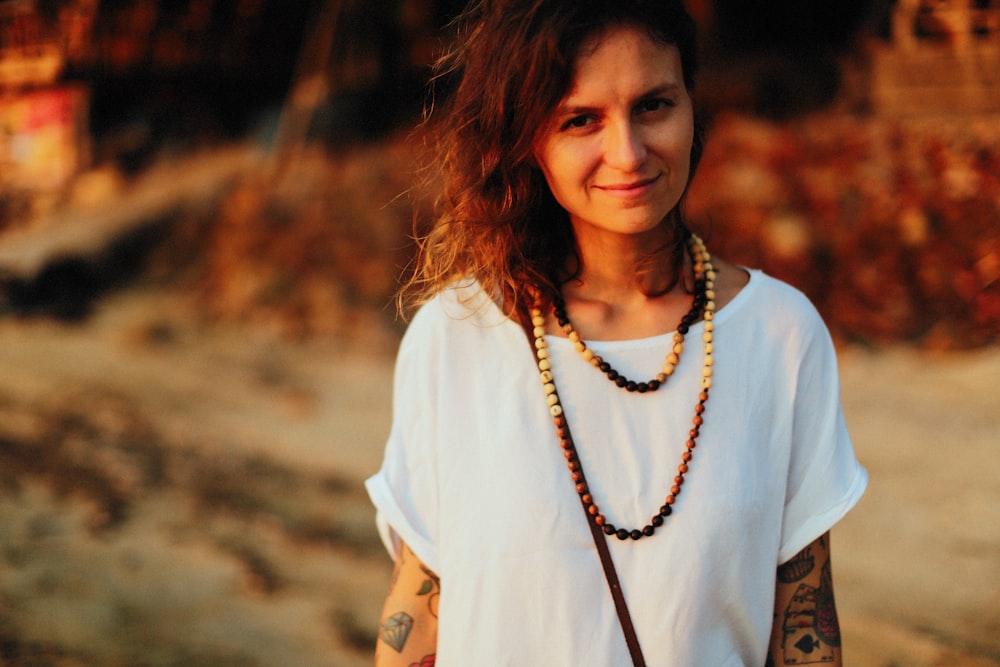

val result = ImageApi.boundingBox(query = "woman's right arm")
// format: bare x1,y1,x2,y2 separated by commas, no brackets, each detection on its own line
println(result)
375,541,440,667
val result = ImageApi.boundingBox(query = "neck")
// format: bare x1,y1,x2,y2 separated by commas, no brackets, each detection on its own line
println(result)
566,223,687,302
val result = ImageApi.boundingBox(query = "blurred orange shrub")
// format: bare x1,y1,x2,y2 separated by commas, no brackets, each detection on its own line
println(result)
194,112,999,349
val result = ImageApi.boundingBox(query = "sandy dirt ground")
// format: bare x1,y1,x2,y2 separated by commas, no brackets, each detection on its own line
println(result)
0,285,997,667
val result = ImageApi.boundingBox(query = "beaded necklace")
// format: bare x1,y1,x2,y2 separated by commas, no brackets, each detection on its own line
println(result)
530,234,716,541
553,235,708,393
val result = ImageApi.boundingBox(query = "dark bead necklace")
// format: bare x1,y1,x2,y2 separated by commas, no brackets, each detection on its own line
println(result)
530,234,717,540
552,236,708,393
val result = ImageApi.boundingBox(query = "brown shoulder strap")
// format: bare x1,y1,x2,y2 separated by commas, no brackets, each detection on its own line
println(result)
579,464,647,667
557,396,646,665
519,308,645,666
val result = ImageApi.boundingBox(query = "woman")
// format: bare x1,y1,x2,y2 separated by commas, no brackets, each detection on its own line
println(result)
366,1,867,665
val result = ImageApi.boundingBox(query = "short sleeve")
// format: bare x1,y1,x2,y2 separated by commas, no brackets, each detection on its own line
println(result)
778,311,868,563
364,303,442,571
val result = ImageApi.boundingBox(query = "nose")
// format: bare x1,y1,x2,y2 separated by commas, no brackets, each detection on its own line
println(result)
605,120,646,171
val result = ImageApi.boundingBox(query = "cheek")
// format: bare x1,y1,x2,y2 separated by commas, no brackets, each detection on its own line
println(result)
535,145,578,197
664,123,695,176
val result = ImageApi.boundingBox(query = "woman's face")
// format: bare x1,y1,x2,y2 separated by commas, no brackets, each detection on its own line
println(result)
533,25,694,240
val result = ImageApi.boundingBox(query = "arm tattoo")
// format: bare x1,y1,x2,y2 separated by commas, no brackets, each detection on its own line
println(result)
814,559,841,648
773,534,840,664
780,585,834,663
409,655,436,667
417,564,441,618
778,561,841,665
379,612,414,653
777,547,815,583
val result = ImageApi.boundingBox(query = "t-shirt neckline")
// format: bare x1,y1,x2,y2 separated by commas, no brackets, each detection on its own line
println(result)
542,268,759,350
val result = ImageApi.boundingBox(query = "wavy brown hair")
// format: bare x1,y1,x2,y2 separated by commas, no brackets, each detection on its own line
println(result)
402,0,703,324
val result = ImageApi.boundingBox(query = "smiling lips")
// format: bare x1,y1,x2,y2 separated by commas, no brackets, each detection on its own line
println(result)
595,173,661,199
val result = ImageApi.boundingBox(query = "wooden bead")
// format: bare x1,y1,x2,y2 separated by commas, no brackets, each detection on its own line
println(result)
529,234,716,543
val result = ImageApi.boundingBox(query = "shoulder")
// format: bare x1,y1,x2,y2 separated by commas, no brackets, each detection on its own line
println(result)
715,263,834,356
714,256,821,322
717,260,823,325
408,279,506,325
398,281,520,360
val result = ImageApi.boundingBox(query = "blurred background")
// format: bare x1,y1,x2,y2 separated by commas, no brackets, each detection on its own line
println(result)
0,1,997,665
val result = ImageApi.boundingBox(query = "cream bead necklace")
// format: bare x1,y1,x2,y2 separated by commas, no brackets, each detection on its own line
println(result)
530,234,717,540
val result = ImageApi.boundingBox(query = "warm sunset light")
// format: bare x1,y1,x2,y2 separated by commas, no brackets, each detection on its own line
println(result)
0,2,996,666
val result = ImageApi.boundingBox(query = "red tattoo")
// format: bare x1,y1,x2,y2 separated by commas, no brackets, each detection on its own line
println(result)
410,654,435,667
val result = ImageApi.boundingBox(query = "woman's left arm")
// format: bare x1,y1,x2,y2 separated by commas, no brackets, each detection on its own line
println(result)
766,532,842,666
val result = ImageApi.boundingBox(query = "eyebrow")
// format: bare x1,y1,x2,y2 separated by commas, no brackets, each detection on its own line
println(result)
556,83,683,117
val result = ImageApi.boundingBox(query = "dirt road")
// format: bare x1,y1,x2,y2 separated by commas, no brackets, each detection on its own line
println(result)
0,287,996,666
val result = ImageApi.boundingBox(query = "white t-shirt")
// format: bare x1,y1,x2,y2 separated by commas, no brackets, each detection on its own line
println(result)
366,270,867,666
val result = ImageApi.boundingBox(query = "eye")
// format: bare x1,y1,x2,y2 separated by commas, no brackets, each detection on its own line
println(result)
636,98,674,114
560,115,596,131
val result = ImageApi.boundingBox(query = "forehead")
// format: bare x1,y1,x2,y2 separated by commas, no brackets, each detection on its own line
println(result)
565,26,683,100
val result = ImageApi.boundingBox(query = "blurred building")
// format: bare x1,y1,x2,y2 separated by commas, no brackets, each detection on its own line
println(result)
871,0,1000,114
0,0,314,228
0,1,94,224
